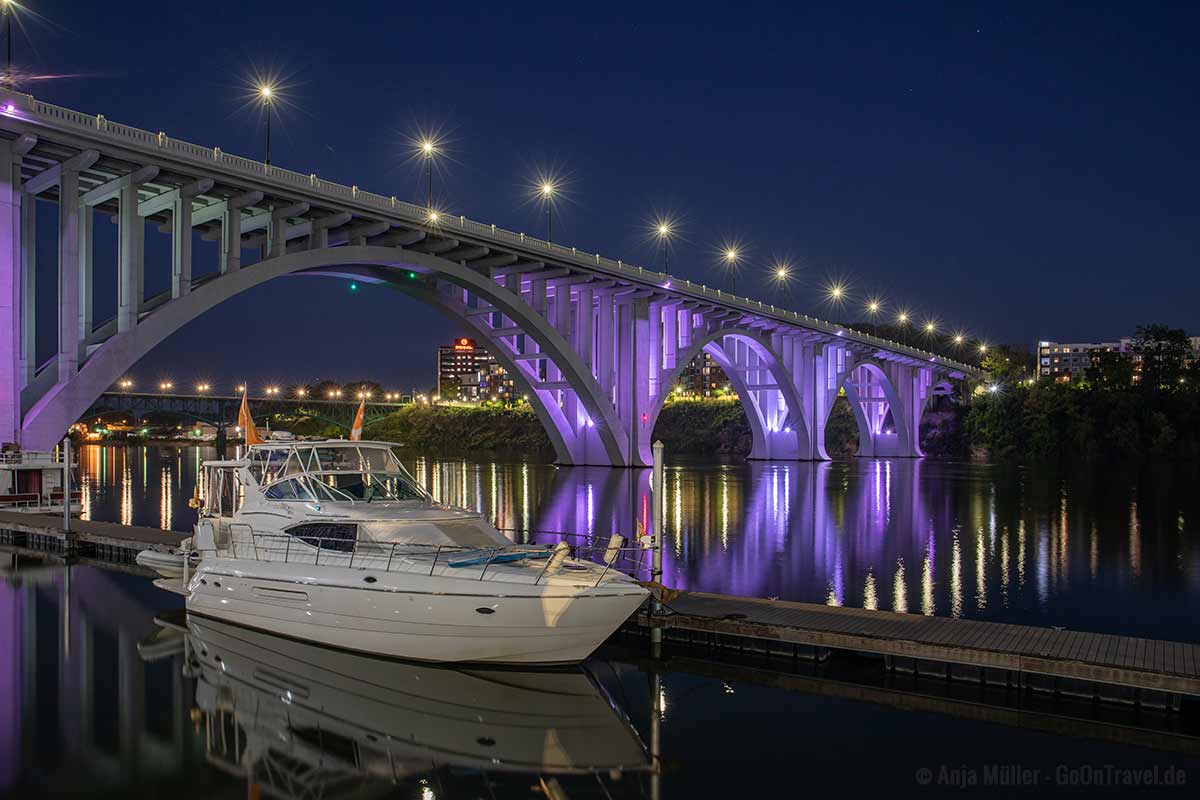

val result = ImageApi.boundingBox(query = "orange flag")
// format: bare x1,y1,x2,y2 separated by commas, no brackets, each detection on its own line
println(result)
239,391,264,446
349,398,365,441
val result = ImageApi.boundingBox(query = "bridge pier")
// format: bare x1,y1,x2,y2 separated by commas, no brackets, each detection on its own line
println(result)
1,138,20,445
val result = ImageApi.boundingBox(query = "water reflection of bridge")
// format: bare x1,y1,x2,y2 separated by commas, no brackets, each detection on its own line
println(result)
407,458,940,609
0,563,197,795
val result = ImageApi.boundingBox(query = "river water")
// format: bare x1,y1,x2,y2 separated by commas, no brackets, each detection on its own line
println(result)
3,445,1198,797
76,444,1200,640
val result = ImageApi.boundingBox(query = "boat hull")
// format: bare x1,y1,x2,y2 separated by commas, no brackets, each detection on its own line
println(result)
184,560,647,664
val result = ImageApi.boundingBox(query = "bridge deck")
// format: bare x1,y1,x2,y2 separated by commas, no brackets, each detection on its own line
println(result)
640,591,1200,697
0,510,183,554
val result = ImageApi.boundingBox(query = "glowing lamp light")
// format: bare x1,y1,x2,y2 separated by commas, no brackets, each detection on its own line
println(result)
540,181,556,198
723,247,739,264
428,210,440,223
349,282,359,292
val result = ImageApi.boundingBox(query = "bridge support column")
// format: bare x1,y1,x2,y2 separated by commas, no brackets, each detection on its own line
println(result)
117,182,143,333
0,139,20,444
58,165,81,381
19,186,34,388
171,196,192,298
596,292,614,401
77,206,93,359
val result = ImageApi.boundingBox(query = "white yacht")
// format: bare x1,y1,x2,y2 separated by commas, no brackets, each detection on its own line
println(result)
0,449,81,514
176,439,649,664
139,613,650,796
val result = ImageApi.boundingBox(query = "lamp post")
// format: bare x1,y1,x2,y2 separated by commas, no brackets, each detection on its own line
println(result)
721,246,741,295
539,181,556,242
258,84,275,165
420,139,437,209
2,0,13,87
655,223,673,271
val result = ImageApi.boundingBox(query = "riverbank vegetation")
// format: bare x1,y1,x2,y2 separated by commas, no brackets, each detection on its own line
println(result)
966,325,1200,462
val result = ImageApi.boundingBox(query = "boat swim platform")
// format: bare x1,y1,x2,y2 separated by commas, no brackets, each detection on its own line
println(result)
0,509,183,565
633,591,1200,704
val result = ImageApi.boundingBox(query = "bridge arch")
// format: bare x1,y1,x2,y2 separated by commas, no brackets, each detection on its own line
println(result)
21,246,628,465
645,327,813,462
831,359,924,458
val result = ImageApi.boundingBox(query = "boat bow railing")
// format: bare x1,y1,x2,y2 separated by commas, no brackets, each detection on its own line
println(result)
197,523,649,587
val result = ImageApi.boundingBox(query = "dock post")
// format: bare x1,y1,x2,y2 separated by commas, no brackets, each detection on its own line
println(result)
61,437,72,534
650,440,665,653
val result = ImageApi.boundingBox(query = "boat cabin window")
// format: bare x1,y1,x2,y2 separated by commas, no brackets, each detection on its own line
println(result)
263,478,316,502
285,522,357,552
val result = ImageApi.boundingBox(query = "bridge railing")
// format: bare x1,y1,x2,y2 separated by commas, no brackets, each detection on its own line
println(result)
12,92,980,376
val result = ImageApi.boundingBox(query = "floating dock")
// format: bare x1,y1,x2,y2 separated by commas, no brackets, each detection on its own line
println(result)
0,509,182,566
636,591,1200,703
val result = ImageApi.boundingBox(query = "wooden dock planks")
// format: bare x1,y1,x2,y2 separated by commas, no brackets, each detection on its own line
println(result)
0,510,183,553
642,591,1200,696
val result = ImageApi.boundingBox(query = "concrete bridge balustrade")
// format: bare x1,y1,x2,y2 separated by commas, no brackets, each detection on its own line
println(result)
0,91,979,465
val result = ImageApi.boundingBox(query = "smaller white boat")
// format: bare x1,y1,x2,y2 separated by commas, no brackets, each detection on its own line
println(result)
0,449,81,515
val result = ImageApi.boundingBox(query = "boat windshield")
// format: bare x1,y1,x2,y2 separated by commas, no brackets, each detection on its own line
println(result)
253,443,430,504
309,472,427,503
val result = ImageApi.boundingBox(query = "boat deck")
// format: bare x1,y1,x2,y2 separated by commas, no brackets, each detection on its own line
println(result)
640,591,1200,697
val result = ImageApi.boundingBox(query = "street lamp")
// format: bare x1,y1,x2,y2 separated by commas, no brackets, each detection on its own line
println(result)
719,243,742,294
257,84,275,165
418,137,439,209
824,281,847,306
539,180,556,242
196,383,210,393
654,220,674,271
236,384,246,394
159,381,173,392
2,0,14,87
865,297,883,318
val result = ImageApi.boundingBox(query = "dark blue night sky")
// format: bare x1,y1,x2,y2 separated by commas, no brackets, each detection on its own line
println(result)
21,1,1200,392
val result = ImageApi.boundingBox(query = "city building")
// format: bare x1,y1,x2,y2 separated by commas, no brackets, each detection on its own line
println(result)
1036,340,1126,382
436,338,514,402
1037,336,1200,383
674,352,729,398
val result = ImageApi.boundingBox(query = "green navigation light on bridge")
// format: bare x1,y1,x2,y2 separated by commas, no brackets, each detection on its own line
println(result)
349,282,358,292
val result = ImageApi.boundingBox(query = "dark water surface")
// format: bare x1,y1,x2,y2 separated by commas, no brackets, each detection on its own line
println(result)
3,445,1199,796
76,445,1200,640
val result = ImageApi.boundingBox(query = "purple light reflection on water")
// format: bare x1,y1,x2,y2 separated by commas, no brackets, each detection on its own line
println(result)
69,444,1200,641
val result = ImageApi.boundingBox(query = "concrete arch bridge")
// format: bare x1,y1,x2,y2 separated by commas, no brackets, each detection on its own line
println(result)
0,91,979,466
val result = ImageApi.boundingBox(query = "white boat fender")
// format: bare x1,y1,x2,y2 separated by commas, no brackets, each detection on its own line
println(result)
544,541,571,575
604,534,624,565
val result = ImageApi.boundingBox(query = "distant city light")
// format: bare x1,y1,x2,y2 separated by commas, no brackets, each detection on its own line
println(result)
159,381,173,391
196,383,210,393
